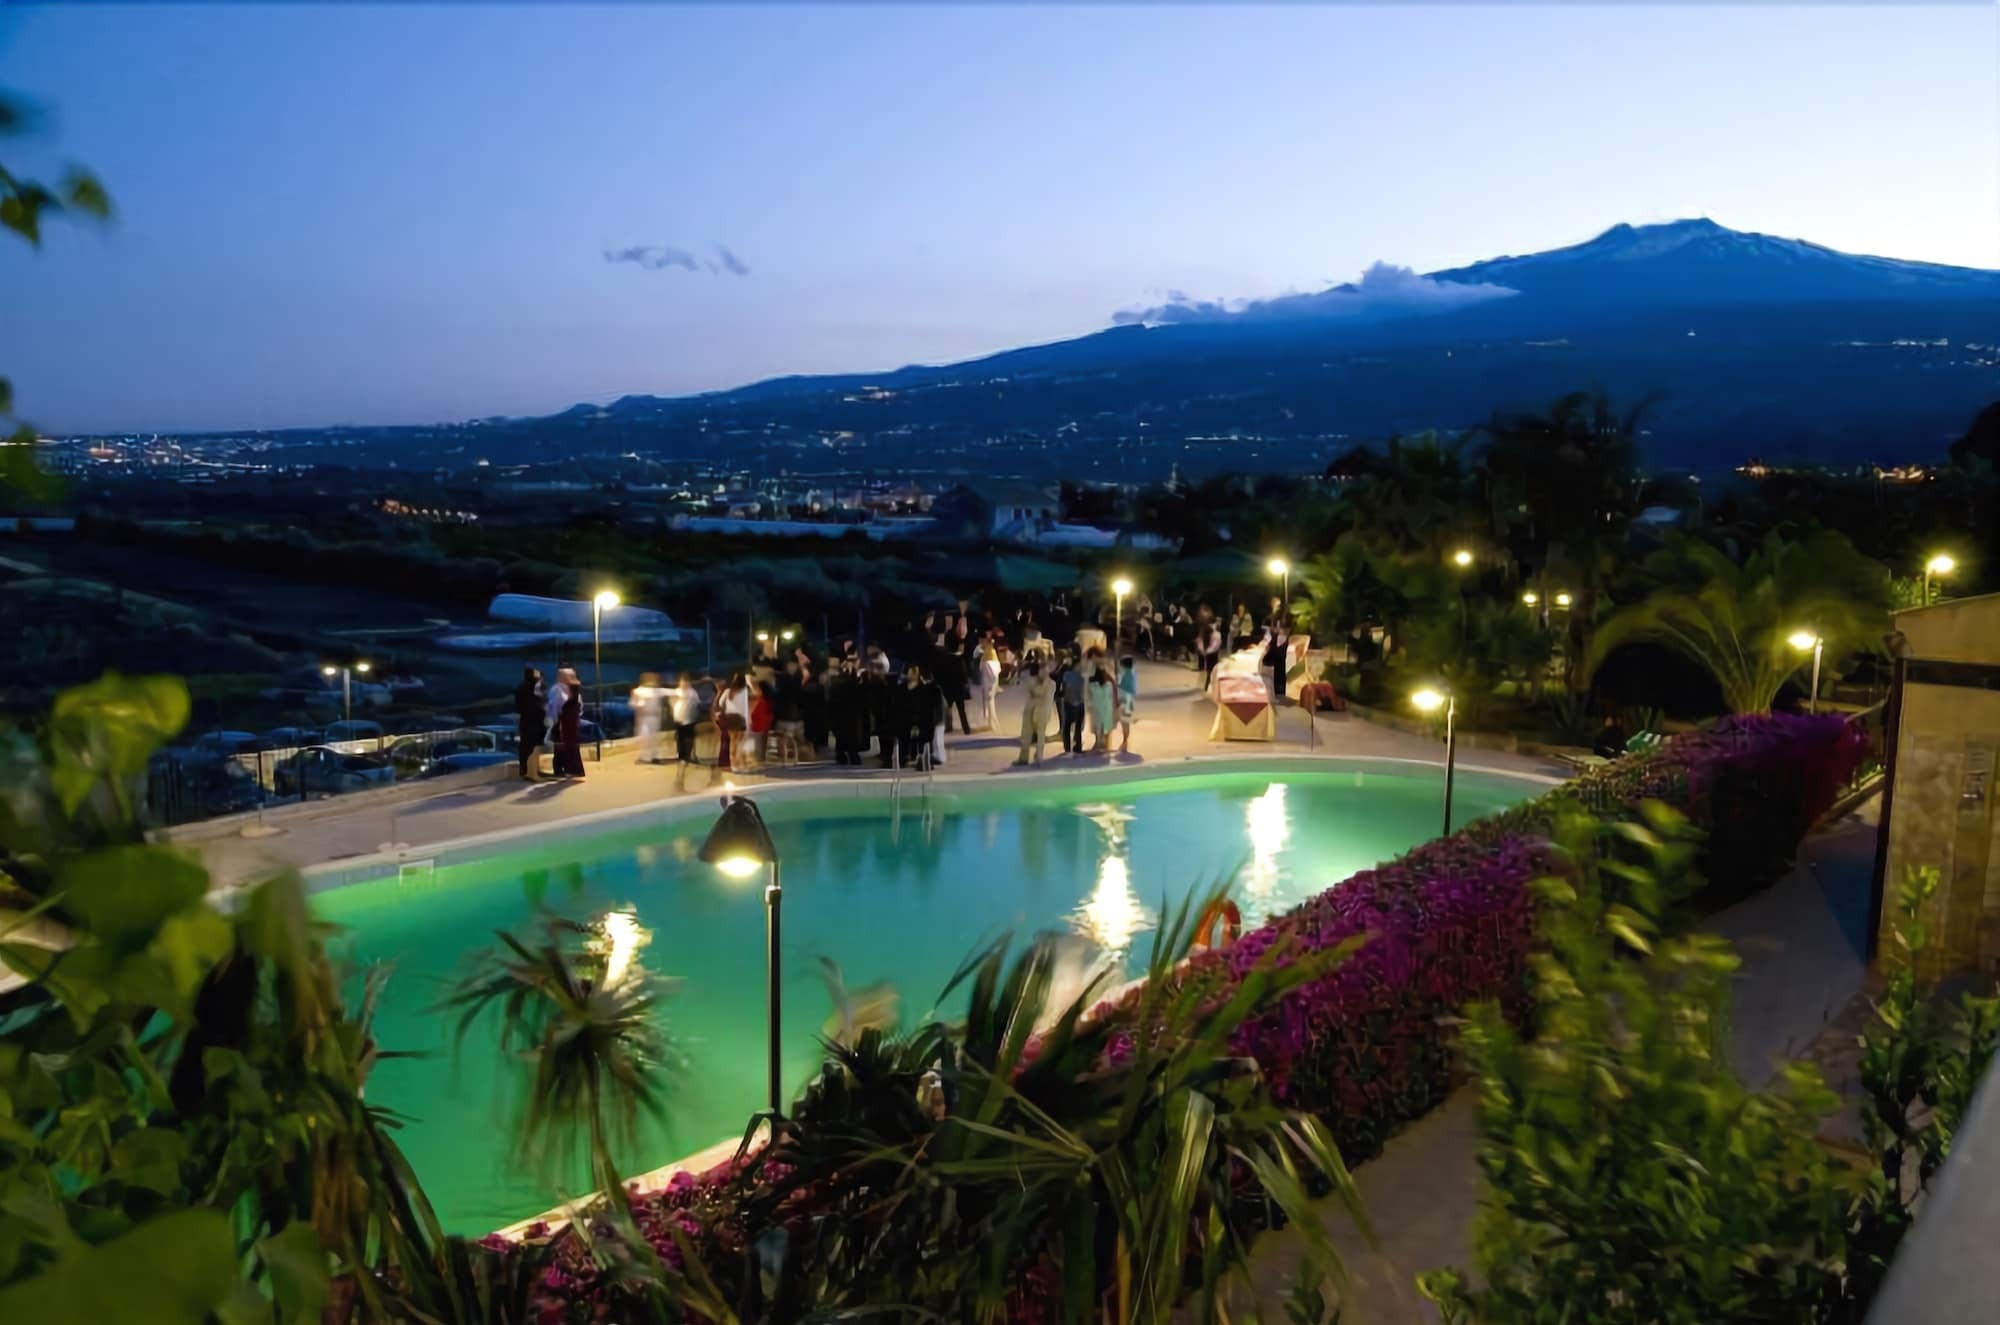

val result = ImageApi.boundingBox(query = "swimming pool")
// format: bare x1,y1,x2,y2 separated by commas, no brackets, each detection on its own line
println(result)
315,761,1539,1232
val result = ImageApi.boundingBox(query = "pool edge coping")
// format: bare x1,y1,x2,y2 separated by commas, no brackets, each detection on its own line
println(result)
293,751,1565,895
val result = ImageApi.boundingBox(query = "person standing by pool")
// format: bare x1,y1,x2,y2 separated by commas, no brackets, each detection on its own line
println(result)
513,667,545,781
934,641,972,736
1013,659,1053,767
1116,655,1138,755
1055,654,1087,756
552,667,587,779
978,636,1002,731
668,672,700,789
1262,616,1292,706
630,671,666,765
716,671,751,773
1230,601,1254,651
1087,659,1117,754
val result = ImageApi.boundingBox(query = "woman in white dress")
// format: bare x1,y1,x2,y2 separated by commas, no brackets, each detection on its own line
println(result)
979,637,1003,731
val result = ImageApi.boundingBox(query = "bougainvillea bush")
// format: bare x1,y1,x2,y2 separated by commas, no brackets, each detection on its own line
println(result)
514,712,1866,1319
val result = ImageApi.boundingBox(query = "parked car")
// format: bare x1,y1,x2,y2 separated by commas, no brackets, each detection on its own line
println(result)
418,751,516,778
147,747,266,823
386,728,498,778
388,713,469,736
271,746,396,797
257,726,322,752
193,730,262,756
322,719,386,747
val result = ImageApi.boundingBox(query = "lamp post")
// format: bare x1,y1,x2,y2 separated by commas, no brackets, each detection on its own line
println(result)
1411,686,1456,835
591,590,620,715
320,660,372,724
1788,630,1824,715
699,795,785,1118
1923,553,1956,605
1111,576,1133,646
1553,592,1572,609
1266,558,1290,615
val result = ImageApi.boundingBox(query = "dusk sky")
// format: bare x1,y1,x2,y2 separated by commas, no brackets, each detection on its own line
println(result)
3,3,1996,433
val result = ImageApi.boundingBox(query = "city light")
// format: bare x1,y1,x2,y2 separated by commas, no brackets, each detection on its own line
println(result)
354,661,371,673
321,665,337,677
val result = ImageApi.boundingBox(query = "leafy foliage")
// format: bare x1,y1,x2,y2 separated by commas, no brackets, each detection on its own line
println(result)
1588,530,1893,712
1417,808,1860,1324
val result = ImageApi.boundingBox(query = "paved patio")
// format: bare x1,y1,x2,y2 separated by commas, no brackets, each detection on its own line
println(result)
178,658,1566,887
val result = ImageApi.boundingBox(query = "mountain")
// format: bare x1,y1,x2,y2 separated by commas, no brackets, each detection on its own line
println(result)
1427,217,2000,308
351,220,2000,478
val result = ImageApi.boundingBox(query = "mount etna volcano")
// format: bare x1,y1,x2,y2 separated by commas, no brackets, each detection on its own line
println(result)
338,221,2000,477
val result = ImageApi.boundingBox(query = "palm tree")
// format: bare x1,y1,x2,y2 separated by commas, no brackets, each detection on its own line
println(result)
726,887,1367,1323
1587,531,1892,714
441,911,679,1200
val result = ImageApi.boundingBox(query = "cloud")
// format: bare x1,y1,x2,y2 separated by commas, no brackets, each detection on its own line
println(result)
1113,261,1515,327
604,242,751,277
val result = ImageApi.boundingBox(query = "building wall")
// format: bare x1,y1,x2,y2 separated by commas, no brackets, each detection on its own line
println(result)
1881,596,2000,979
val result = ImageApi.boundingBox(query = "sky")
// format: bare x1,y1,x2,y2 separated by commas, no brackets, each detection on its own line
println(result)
3,3,1997,433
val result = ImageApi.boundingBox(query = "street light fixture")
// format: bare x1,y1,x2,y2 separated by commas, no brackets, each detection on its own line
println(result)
591,590,620,715
1451,549,1473,568
1787,630,1824,714
1553,592,1573,609
1111,576,1133,644
1411,686,1457,835
321,660,373,723
1265,557,1290,614
1923,553,1956,605
1521,591,1539,606
698,795,785,1117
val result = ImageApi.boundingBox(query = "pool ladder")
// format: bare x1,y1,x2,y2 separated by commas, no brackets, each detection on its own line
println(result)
890,742,934,802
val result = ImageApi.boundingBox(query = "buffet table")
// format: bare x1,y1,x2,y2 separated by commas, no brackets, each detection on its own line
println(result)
1209,672,1276,741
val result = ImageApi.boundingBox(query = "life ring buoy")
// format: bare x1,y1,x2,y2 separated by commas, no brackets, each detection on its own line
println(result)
1193,898,1242,952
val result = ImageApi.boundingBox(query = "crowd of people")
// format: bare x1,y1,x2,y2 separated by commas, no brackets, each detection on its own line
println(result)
504,587,1301,787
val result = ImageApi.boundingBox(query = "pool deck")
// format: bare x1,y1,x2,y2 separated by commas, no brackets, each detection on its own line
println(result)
178,659,1569,890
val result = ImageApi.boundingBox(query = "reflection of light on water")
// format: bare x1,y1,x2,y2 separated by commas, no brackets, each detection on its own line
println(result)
589,907,652,988
1074,853,1150,956
1242,783,1290,905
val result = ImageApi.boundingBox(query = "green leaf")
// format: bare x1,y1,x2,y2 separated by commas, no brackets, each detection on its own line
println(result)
256,1222,330,1325
0,1210,240,1323
110,1127,189,1195
62,170,111,219
58,846,210,947
46,674,191,813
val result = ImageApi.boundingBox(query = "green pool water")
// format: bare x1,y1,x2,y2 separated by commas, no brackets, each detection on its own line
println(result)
315,764,1535,1233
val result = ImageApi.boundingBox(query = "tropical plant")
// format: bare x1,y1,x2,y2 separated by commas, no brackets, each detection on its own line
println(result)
1845,867,2000,1306
0,672,473,1323
1417,807,1860,1324
442,911,681,1202
527,888,1369,1324
1588,530,1893,713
